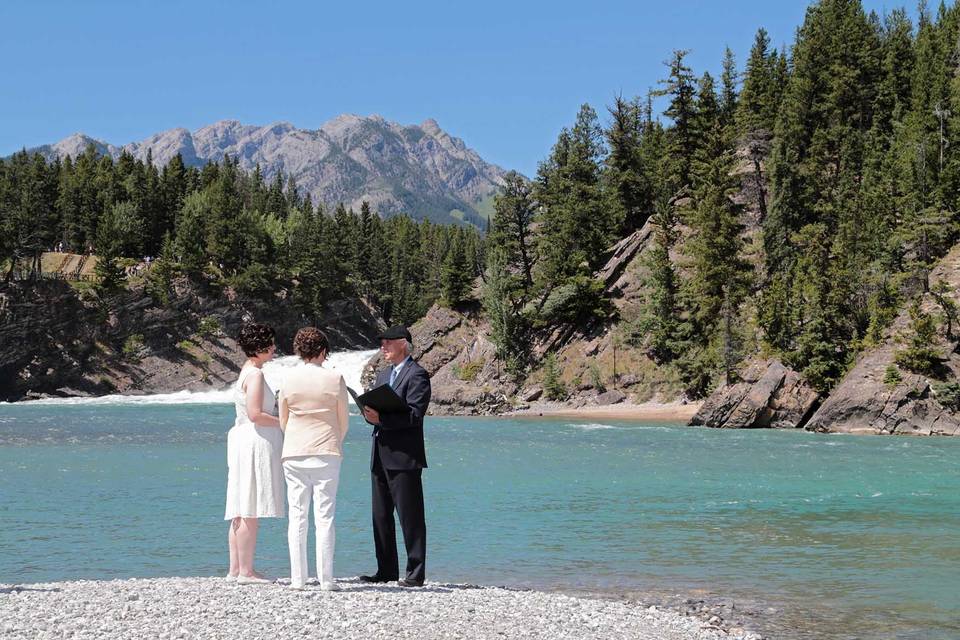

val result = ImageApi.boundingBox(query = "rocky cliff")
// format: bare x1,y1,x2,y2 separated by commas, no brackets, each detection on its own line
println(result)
29,116,509,227
689,360,821,429
362,303,518,415
366,221,695,416
692,242,960,435
0,279,384,401
803,243,960,435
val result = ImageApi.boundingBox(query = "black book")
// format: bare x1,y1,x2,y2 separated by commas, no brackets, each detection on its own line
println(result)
348,384,409,413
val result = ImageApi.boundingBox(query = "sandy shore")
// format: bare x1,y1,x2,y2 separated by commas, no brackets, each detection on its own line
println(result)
0,577,758,640
506,400,702,422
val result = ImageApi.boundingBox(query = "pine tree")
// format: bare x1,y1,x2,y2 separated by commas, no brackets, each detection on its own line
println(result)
930,279,958,339
687,122,752,332
542,353,566,400
482,249,529,374
534,104,612,292
333,203,359,291
489,171,536,291
440,232,472,306
94,201,142,290
8,152,58,278
656,50,698,193
356,201,375,295
173,191,209,276
145,232,177,305
719,47,739,130
635,196,682,362
605,96,651,233
366,211,393,319
736,28,778,134
894,299,942,374
762,0,881,365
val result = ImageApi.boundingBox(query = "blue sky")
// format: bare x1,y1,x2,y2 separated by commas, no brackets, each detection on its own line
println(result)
1,0,914,177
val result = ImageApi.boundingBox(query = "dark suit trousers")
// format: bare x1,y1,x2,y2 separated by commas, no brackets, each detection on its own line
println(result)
371,447,426,583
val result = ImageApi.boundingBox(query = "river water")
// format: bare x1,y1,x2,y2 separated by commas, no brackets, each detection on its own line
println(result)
1,350,958,639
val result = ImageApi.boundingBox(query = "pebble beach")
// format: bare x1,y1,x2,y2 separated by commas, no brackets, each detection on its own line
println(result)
0,577,761,640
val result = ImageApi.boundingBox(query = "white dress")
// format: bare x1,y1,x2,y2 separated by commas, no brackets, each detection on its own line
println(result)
224,365,285,519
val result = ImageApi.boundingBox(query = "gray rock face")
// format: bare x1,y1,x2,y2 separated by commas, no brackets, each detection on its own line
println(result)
805,244,960,435
594,389,627,405
363,304,517,415
29,115,509,226
806,367,960,435
690,360,821,429
0,279,384,402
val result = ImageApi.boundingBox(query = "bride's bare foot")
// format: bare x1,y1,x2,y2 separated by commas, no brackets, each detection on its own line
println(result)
236,570,273,584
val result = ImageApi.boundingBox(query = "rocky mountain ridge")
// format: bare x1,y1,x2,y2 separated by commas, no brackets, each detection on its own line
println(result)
0,278,384,402
28,115,509,227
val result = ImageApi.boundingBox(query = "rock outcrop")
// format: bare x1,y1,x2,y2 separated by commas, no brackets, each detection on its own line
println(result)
689,360,821,429
0,279,384,401
363,304,517,415
805,244,960,436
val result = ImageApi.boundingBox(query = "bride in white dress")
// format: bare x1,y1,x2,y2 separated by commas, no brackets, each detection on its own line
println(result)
224,323,285,584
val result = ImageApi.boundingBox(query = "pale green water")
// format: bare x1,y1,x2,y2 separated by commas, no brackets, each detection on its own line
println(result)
1,403,958,639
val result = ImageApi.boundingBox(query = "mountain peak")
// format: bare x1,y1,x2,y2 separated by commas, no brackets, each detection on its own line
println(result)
30,116,510,227
421,118,441,135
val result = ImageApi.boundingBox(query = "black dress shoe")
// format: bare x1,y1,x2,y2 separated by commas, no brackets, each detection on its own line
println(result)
398,578,424,587
359,574,396,583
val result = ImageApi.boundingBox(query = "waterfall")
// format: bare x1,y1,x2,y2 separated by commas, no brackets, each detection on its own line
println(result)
25,349,380,406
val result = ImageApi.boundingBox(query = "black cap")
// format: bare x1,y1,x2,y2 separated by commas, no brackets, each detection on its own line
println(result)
377,325,412,341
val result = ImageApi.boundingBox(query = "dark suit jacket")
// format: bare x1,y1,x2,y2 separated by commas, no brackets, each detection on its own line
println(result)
369,358,430,471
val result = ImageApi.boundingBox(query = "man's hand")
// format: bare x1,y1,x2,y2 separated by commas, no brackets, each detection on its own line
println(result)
363,406,381,425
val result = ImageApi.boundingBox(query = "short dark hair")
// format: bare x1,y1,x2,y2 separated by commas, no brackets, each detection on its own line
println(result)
294,327,329,360
237,323,275,357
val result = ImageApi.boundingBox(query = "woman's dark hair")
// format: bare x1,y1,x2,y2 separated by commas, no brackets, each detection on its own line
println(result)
293,327,329,360
237,323,275,357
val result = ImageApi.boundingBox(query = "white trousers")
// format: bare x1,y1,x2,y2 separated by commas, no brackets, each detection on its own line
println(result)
282,455,342,587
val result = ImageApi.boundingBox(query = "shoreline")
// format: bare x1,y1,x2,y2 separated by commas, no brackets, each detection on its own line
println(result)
503,400,702,422
5,391,702,425
0,576,760,640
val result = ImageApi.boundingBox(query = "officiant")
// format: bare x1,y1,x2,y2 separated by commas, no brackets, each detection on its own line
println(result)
359,325,431,587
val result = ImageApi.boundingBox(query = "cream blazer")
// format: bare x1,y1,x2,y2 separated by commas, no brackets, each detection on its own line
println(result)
279,363,349,460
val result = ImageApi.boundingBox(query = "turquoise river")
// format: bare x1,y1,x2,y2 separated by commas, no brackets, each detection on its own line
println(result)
1,399,958,639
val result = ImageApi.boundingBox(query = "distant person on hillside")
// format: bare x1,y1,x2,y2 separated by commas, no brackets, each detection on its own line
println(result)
359,325,431,587
224,322,284,585
278,327,349,591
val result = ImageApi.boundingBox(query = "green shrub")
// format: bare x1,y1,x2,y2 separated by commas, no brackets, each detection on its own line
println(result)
453,358,484,382
883,365,902,387
894,302,941,375
542,354,566,401
122,334,145,360
589,361,606,393
228,263,273,296
933,382,960,412
536,275,611,327
198,316,221,337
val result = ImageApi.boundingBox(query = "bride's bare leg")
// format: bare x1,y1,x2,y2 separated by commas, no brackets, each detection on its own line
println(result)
237,517,261,576
228,518,240,577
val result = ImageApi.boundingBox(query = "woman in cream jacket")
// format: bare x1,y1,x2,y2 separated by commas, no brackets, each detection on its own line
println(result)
279,327,349,591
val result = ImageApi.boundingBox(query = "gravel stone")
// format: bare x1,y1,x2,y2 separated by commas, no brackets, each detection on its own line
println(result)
0,577,758,639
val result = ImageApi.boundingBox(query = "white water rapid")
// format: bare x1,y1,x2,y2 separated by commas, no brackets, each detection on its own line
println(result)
24,349,380,406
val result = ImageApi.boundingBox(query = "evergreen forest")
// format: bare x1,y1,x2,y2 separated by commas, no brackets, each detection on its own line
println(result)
0,148,483,328
485,0,960,395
